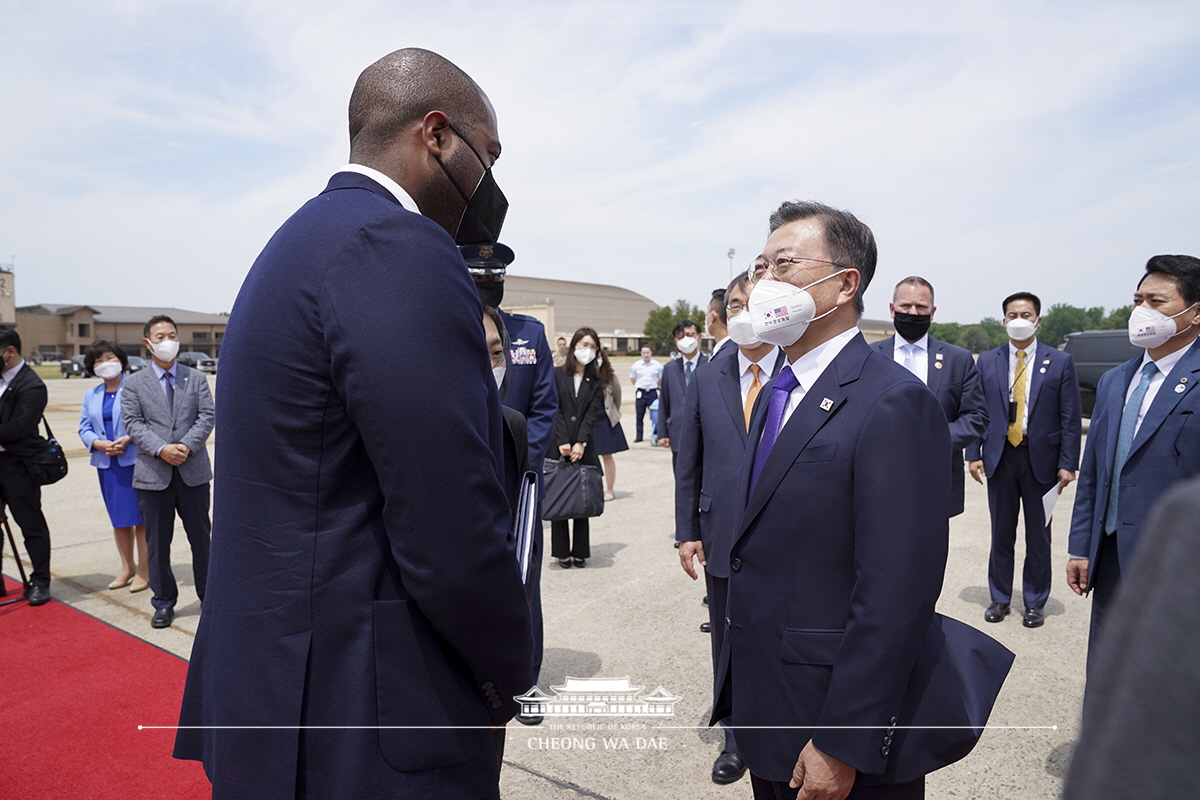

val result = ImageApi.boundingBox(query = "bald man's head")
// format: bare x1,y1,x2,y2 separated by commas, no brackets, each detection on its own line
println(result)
348,48,490,161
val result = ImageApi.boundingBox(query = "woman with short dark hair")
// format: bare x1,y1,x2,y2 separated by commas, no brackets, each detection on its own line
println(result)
79,340,147,591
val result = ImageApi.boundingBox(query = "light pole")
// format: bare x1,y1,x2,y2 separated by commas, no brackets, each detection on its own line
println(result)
727,248,735,279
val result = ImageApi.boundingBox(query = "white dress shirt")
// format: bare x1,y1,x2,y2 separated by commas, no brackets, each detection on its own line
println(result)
1008,339,1038,430
1127,345,1190,436
892,333,929,383
778,328,860,429
737,347,780,406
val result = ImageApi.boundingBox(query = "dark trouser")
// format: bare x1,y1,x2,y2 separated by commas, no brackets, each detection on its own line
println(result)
986,441,1055,610
550,518,589,559
705,569,738,756
0,452,51,587
1087,530,1123,673
138,469,211,611
751,773,924,799
634,389,657,440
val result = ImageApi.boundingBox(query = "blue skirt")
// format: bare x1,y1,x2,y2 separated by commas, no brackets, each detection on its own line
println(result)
97,463,144,528
592,419,629,456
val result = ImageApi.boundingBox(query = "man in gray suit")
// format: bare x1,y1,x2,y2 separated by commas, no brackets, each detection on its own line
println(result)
121,314,215,629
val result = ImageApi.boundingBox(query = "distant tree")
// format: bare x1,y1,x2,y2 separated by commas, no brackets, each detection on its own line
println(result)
1038,304,1106,347
1100,305,1131,330
928,322,962,346
642,299,706,353
957,317,1008,353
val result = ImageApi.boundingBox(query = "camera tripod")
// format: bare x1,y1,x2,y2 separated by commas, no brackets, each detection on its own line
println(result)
0,506,31,606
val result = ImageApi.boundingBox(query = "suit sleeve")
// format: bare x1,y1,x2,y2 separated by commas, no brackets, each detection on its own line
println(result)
523,334,558,466
1068,369,1112,561
180,373,215,455
656,366,671,440
577,380,603,445
811,380,950,771
673,371,704,542
79,391,101,450
1058,355,1083,472
0,375,47,445
321,217,534,724
964,354,990,462
120,377,168,456
550,371,569,454
949,355,987,454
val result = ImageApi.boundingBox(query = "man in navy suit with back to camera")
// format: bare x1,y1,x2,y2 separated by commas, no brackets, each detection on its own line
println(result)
714,201,1011,800
174,49,534,800
657,318,707,471
967,292,1082,629
1066,255,1200,657
871,277,986,519
676,272,785,786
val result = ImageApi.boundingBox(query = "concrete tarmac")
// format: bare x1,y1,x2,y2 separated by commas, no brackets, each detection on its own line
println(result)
4,374,1087,798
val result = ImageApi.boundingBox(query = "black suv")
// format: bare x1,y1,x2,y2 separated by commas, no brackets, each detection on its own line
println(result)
61,354,88,378
177,351,217,374
1063,330,1141,417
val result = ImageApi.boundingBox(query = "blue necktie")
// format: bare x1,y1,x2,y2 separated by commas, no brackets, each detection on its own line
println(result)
1104,361,1157,534
749,366,800,494
685,361,693,386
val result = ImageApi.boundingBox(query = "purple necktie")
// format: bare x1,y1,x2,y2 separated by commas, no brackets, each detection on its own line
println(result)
163,372,175,413
749,365,799,494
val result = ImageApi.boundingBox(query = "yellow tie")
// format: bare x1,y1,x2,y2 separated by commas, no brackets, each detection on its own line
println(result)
1007,350,1027,446
744,364,763,432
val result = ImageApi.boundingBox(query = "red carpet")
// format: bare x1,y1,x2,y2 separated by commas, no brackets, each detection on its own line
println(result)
0,575,210,799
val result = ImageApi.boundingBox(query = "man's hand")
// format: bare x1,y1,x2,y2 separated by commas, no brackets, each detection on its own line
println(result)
968,459,986,485
1067,558,1089,595
789,741,855,800
558,444,572,458
1057,469,1076,490
658,437,670,448
678,540,706,580
160,443,190,467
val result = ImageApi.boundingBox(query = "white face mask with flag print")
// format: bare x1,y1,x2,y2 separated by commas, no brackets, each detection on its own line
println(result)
748,270,845,348
1128,302,1198,349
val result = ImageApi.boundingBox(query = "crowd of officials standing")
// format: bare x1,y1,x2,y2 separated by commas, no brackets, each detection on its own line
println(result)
1,46,1198,800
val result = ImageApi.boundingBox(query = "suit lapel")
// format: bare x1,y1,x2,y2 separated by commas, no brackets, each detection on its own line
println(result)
143,366,173,423
737,336,867,540
718,356,748,443
926,340,944,395
1025,347,1049,419
1129,341,1200,458
987,348,1009,405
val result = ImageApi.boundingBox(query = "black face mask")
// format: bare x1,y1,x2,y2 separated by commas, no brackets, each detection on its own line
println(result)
436,123,508,246
893,311,932,342
475,279,505,308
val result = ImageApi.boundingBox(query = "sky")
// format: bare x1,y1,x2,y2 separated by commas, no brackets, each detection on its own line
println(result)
3,0,1199,326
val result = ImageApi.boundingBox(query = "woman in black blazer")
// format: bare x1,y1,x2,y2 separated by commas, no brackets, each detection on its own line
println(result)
550,327,605,568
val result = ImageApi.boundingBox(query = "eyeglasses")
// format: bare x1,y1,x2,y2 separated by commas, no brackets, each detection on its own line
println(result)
748,256,845,283
725,301,746,314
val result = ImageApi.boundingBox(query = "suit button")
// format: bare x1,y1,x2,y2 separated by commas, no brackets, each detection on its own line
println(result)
880,745,890,757
725,617,732,629
883,735,892,745
889,716,898,725
482,682,495,690
731,558,742,571
491,700,503,709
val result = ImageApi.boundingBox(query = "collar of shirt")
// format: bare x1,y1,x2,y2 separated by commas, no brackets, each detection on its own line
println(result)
1,358,25,385
681,352,700,366
1139,343,1190,381
336,165,421,215
893,333,929,355
152,361,177,382
788,327,860,395
1008,339,1038,362
737,346,778,379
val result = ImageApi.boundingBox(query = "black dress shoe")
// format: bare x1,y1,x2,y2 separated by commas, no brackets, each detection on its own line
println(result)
557,559,572,569
151,607,175,629
1022,608,1045,628
702,595,709,607
516,713,544,726
984,602,1010,623
26,584,50,606
711,751,747,784
700,622,711,633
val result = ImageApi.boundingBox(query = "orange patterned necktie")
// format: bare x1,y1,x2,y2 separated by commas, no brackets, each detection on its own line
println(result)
744,364,763,432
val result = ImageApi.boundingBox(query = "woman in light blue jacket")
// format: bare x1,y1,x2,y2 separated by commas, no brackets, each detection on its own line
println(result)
79,341,147,591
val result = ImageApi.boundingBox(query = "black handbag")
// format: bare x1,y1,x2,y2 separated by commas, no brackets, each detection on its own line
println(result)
541,458,604,521
23,416,69,486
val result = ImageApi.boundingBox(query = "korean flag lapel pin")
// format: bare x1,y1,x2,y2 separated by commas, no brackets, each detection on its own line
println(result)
820,397,834,412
